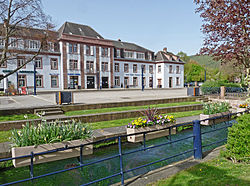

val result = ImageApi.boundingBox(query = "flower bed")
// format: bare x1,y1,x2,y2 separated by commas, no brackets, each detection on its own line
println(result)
127,115,176,143
200,102,231,125
11,120,93,167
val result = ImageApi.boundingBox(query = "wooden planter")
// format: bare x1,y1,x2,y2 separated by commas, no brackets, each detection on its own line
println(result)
127,124,176,143
12,138,93,168
200,111,231,125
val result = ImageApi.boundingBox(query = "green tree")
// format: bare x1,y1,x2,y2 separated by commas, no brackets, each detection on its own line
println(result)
184,60,205,82
177,51,190,63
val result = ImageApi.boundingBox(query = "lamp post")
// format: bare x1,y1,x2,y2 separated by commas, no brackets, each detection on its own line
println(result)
141,65,144,91
33,61,36,95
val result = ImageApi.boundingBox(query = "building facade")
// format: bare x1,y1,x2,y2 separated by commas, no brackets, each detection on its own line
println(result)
0,22,184,93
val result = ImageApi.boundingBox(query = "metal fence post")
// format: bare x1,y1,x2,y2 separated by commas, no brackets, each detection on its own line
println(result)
118,137,124,185
193,120,202,159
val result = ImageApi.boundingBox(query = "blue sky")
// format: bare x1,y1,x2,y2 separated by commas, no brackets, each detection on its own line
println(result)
42,0,203,56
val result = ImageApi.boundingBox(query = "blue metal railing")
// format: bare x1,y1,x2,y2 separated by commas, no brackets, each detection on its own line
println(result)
0,110,248,186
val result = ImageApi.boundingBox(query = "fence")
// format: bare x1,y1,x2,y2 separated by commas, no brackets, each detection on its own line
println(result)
0,111,248,186
201,87,248,97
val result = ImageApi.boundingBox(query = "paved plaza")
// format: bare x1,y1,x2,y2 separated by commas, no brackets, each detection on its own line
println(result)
0,88,187,110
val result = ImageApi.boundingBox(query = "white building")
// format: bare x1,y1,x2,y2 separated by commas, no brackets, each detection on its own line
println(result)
0,22,185,93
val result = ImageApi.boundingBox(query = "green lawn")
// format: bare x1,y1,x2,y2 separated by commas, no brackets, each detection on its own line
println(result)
0,110,203,143
90,110,202,130
0,114,39,122
65,102,201,116
150,157,250,186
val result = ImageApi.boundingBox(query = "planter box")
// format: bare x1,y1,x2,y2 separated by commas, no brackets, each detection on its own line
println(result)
12,138,93,168
237,108,247,116
127,124,176,143
200,112,231,125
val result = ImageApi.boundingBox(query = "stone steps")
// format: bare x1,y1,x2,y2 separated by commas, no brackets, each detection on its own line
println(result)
34,107,64,116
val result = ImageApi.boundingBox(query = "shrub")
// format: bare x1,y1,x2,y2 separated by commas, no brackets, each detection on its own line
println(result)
11,120,92,147
203,102,230,115
223,114,250,163
201,80,241,94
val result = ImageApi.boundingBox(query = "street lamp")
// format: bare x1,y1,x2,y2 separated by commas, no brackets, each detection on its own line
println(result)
33,61,36,95
141,65,144,91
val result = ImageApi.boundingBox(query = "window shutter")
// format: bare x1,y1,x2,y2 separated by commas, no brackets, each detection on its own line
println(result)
145,52,148,60
121,49,124,58
114,48,117,58
90,46,94,55
151,53,154,60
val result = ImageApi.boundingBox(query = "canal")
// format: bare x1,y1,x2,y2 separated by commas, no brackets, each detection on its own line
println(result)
0,121,233,186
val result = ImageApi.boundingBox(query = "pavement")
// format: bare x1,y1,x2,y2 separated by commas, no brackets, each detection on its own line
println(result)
0,88,187,110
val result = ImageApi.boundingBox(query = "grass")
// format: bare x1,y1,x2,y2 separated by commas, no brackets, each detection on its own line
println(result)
90,110,203,130
0,114,39,122
65,102,201,116
149,157,250,186
0,110,203,143
0,131,12,143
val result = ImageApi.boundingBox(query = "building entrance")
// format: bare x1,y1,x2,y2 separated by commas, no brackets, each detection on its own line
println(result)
69,76,78,89
87,76,95,89
102,77,109,88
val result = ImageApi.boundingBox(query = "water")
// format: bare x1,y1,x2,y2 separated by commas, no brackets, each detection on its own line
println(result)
0,121,233,186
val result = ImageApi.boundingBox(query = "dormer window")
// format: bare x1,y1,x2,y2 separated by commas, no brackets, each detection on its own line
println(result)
124,51,134,58
117,49,121,58
136,53,145,59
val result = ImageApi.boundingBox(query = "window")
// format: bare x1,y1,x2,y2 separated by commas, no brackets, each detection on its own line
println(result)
158,65,161,73
18,75,26,87
10,38,18,48
149,65,153,74
35,57,42,69
124,64,129,73
143,77,146,86
124,51,134,58
69,43,77,53
133,64,137,73
51,75,59,88
115,76,120,86
17,57,25,69
36,75,43,87
148,53,152,60
133,77,138,86
69,60,78,70
115,63,119,72
141,65,146,73
176,66,180,74
169,65,173,73
86,61,94,73
176,77,180,86
86,45,94,55
124,77,129,86
136,53,145,59
48,42,54,51
101,62,108,72
0,61,7,68
51,58,58,70
101,47,108,57
117,49,120,58
25,40,40,49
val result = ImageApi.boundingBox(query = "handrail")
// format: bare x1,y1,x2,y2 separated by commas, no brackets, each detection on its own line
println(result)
0,110,248,186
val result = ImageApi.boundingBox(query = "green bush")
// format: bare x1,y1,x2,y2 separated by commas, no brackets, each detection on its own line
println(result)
224,114,250,163
11,120,92,147
201,81,241,94
203,102,230,115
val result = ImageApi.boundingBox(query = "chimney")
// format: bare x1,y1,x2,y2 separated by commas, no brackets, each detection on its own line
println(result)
118,39,121,42
163,47,167,53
